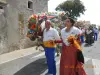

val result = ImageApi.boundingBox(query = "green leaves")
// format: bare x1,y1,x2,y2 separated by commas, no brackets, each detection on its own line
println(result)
56,0,86,19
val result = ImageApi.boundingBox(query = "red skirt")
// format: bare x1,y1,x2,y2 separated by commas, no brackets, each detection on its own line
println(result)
60,43,86,75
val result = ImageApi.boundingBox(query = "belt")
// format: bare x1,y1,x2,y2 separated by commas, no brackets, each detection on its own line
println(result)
43,41,56,48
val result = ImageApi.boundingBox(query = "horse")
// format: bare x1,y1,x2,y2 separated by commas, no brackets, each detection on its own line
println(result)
26,15,47,51
27,15,61,56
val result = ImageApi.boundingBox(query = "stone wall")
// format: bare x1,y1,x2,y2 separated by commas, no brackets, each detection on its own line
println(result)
0,7,8,54
0,0,48,54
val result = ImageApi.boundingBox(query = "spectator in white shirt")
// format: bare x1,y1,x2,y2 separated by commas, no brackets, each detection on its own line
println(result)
80,28,85,43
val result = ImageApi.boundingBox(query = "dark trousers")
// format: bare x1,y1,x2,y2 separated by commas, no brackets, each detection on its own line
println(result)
44,47,56,75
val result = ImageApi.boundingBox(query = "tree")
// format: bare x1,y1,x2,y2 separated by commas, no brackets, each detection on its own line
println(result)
91,24,96,28
56,0,86,19
98,26,100,31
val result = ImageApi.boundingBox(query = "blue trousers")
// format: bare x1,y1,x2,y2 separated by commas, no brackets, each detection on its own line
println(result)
44,47,56,75
80,35,84,43
94,33,98,41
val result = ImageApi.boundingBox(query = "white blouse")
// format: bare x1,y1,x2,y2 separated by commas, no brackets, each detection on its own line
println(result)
43,27,60,41
61,26,81,46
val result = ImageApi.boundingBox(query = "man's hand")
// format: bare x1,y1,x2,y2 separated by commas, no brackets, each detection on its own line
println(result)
49,40,54,44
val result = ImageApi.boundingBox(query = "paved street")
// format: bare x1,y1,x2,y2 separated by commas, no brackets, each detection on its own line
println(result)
0,35,100,75
12,35,100,75
13,50,61,75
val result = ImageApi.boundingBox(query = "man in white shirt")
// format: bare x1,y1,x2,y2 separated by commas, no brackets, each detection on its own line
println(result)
80,28,85,43
43,20,60,75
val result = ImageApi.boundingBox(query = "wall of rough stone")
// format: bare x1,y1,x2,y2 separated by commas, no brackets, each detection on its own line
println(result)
0,7,8,54
0,0,48,54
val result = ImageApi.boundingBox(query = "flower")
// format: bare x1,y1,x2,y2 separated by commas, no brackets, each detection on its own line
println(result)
67,35,76,44
67,35,82,50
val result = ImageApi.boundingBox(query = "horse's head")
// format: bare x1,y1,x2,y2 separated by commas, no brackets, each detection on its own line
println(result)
27,15,46,41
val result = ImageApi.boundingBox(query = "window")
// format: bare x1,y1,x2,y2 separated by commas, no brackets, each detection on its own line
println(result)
28,1,33,9
0,6,3,9
0,6,4,14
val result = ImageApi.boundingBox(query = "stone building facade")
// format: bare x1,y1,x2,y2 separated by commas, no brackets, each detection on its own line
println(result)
0,0,48,54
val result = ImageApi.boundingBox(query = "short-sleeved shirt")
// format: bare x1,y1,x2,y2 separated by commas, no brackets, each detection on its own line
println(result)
61,26,81,46
43,27,60,42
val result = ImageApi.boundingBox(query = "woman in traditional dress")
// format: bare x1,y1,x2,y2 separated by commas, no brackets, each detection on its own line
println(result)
55,17,86,75
85,26,94,46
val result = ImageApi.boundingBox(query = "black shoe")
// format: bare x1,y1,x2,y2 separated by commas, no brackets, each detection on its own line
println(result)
57,53,60,57
90,44,93,46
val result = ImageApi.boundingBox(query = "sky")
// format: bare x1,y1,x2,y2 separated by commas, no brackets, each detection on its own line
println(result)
48,0,100,25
